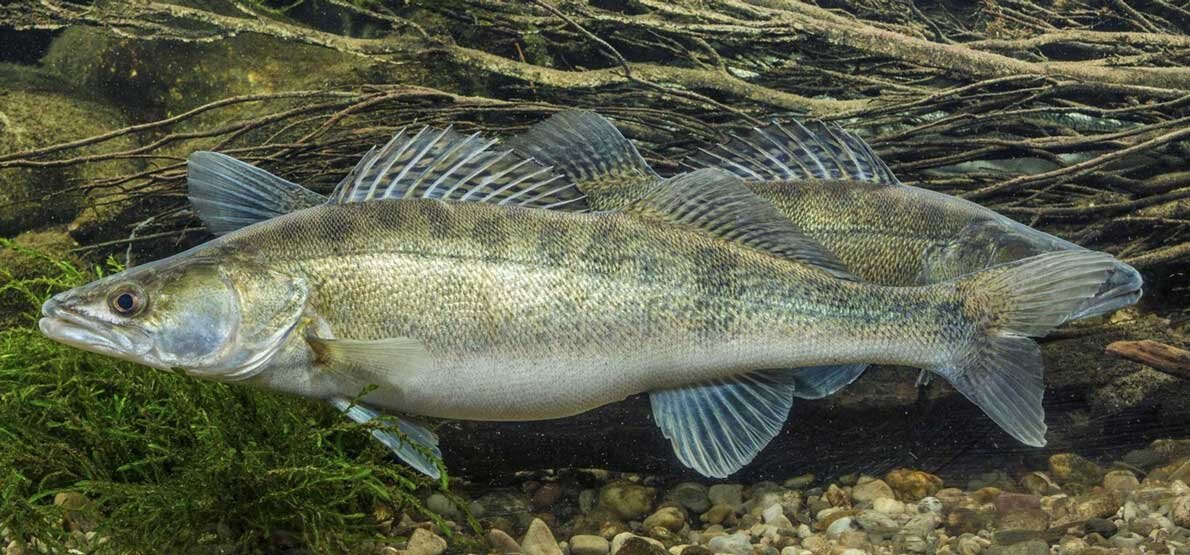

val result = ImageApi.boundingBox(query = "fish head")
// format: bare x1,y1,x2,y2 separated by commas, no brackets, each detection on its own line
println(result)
39,248,308,381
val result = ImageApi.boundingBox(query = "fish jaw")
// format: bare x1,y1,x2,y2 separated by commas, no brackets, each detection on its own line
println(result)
39,294,160,368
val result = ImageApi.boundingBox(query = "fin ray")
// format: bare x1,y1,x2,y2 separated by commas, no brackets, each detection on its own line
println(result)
187,151,328,235
330,398,442,479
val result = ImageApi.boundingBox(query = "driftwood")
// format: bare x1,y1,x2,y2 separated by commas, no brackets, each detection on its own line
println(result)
1107,339,1190,379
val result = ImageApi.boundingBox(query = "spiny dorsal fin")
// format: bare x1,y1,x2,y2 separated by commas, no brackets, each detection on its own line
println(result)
329,125,589,211
683,121,899,185
187,152,328,235
626,168,856,280
504,110,660,211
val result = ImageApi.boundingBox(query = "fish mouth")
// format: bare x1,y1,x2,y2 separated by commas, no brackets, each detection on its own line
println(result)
39,299,153,363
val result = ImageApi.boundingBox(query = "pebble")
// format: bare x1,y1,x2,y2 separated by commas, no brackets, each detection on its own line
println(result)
403,528,447,555
917,496,943,514
761,503,783,524
801,534,828,552
488,529,522,554
825,516,853,538
53,491,96,533
521,518,562,555
705,532,751,555
700,503,734,525
1171,494,1190,528
958,534,983,555
997,508,1049,532
873,497,906,515
1019,472,1061,496
680,546,712,555
1084,517,1117,538
570,534,609,555
851,478,894,503
533,483,565,510
855,509,899,536
599,483,657,521
707,484,743,508
424,493,459,518
1048,453,1105,487
825,483,852,507
886,469,944,501
643,507,686,532
1102,470,1140,494
667,483,711,514
1110,531,1143,548
611,533,665,555
986,539,1047,555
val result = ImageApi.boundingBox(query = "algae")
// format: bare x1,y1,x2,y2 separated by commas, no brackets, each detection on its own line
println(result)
0,241,466,553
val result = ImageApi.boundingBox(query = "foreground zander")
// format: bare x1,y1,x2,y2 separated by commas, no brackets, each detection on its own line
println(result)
42,128,1119,479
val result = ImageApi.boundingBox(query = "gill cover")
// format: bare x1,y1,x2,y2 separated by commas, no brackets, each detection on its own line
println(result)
201,260,309,381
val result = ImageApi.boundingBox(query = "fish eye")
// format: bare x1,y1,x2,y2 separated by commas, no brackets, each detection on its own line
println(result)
108,285,146,317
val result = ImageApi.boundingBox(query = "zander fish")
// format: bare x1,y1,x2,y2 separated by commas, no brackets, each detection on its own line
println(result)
43,126,1120,479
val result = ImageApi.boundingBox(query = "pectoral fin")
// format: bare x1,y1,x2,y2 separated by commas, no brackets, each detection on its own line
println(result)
330,397,443,479
650,371,797,478
307,336,431,388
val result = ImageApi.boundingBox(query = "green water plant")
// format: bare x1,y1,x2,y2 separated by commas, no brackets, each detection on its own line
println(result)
0,240,467,553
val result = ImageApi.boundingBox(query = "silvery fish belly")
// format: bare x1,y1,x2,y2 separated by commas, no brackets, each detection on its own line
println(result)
42,123,1121,479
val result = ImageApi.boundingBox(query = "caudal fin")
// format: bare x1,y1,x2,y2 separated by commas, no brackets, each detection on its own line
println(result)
941,251,1122,446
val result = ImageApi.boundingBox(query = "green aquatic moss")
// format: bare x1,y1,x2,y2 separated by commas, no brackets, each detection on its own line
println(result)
0,241,469,553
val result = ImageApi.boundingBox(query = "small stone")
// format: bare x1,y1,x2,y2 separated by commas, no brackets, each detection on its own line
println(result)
667,483,711,514
706,532,751,555
488,529,523,554
599,482,658,521
903,513,940,537
53,491,96,533
521,518,562,555
570,535,610,555
404,528,447,555
1084,517,1117,538
838,529,869,549
779,548,799,555
986,539,1047,555
801,534,828,552
1048,453,1105,487
532,483,564,510
994,493,1040,514
1110,531,1143,548
761,503,784,524
886,469,944,502
825,483,852,507
917,497,943,514
1057,536,1087,555
6,541,24,555
1172,495,1190,528
1102,470,1140,495
946,508,990,536
643,507,686,533
851,478,894,503
700,503,734,525
837,549,865,555
873,497,905,515
425,493,459,518
958,535,983,555
707,484,743,508
611,533,665,555
580,489,598,514
784,474,815,489
997,508,1049,532
825,516,853,538
681,546,712,555
855,509,899,537
1072,494,1119,520
992,529,1046,546
1019,472,1060,496
972,487,1002,504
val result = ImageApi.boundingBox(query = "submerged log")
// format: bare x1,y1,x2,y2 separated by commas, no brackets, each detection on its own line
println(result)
1106,340,1190,379
439,320,1190,485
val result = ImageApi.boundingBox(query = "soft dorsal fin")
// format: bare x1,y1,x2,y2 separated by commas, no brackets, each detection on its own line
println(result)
187,152,328,235
683,121,899,185
626,168,856,279
504,110,660,211
329,125,589,211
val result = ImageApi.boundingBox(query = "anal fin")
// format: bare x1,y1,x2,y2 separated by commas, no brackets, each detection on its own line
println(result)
330,397,443,479
650,371,797,478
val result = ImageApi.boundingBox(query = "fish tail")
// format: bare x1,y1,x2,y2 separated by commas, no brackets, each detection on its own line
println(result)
939,251,1123,447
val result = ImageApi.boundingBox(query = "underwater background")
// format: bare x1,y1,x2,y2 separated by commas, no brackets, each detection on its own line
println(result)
0,0,1188,553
